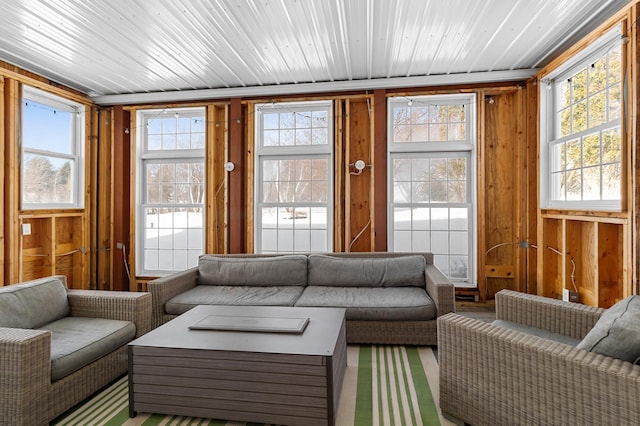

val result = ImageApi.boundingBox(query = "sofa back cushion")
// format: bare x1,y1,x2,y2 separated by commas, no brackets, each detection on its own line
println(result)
307,254,426,287
0,275,70,329
198,255,308,287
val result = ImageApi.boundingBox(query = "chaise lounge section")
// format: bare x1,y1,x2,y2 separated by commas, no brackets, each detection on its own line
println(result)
148,252,455,345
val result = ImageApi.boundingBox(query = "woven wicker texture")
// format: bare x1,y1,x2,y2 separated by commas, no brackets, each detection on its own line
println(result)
148,252,455,344
0,284,151,426
438,290,640,426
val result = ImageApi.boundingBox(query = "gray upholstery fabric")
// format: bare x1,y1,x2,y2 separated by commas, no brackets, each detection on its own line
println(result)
492,320,581,347
307,254,426,287
0,276,69,329
165,285,306,315
577,295,640,364
198,255,308,287
39,317,136,381
294,286,435,320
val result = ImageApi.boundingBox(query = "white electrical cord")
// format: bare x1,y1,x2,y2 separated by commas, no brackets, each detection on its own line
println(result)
348,219,371,251
485,241,518,255
547,246,579,292
122,244,131,281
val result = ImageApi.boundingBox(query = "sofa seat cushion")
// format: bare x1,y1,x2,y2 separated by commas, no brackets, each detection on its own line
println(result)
0,276,70,329
294,286,436,320
198,255,308,287
492,320,581,347
39,316,136,381
165,285,305,315
576,295,640,364
307,254,426,287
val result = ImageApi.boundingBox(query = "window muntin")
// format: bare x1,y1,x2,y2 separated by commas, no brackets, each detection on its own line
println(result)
392,103,467,143
543,26,622,210
388,95,476,286
261,108,329,147
137,108,205,276
21,86,84,209
255,102,333,254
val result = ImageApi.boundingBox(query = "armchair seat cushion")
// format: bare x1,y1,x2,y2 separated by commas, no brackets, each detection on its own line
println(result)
577,295,640,364
165,285,305,315
39,317,136,381
492,320,581,347
294,286,436,320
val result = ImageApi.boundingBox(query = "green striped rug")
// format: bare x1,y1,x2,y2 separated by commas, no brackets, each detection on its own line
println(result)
54,345,452,426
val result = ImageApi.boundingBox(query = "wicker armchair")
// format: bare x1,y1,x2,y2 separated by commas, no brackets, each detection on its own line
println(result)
438,290,640,426
0,285,152,426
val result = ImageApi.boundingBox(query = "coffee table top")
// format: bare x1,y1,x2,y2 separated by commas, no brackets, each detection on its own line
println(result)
130,305,346,357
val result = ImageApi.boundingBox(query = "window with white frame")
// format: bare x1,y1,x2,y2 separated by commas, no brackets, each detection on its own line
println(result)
541,26,622,210
136,107,205,276
255,101,333,253
22,86,84,209
388,94,476,286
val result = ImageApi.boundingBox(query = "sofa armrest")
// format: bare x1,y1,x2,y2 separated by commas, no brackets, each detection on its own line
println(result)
438,312,640,425
495,289,603,340
147,267,199,327
424,263,455,316
67,290,152,337
0,328,52,425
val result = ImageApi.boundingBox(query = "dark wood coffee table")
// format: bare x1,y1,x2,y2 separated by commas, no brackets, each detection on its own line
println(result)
128,305,347,426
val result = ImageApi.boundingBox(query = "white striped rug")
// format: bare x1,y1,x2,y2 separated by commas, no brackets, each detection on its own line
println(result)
54,345,454,426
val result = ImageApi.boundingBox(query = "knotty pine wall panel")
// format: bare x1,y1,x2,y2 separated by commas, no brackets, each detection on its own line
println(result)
483,89,527,298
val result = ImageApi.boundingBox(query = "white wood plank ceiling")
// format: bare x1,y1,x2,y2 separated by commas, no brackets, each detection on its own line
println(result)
0,0,629,104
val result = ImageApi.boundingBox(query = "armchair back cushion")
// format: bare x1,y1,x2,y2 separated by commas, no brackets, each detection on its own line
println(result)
198,255,308,287
577,295,640,364
307,254,426,287
0,275,69,329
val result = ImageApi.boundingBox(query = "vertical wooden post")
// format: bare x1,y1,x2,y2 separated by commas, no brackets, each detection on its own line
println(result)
526,79,540,296
630,5,640,295
373,89,387,252
476,92,487,301
333,99,345,251
206,104,229,254
228,98,245,253
345,97,374,252
96,108,112,290
0,76,4,284
112,106,131,291
4,78,20,284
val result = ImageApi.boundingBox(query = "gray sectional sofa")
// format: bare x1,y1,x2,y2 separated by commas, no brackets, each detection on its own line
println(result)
148,252,455,345
0,275,151,426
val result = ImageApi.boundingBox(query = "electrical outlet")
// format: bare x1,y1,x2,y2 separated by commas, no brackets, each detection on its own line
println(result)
116,243,124,249
563,289,579,303
22,223,31,235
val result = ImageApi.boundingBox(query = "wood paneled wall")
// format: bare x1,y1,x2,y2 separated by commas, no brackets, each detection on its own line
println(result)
342,96,374,252
1,1,637,306
119,86,530,296
0,65,94,288
482,89,527,299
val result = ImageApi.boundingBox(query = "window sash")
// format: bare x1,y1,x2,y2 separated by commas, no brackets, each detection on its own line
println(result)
136,107,206,276
21,86,84,209
388,152,473,283
388,95,473,152
387,94,476,286
255,102,333,254
541,25,622,211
